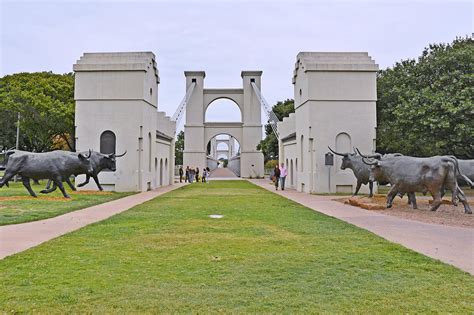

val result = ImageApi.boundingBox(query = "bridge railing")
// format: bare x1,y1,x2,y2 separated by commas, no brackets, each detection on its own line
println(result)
228,156,241,177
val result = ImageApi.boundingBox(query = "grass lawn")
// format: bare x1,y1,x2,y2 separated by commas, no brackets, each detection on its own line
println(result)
0,180,473,313
0,181,133,225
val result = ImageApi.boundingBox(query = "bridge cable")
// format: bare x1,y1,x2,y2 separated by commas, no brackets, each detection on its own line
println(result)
172,82,196,131
251,82,280,140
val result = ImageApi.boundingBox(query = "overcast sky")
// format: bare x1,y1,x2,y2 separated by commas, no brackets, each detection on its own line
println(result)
0,0,471,126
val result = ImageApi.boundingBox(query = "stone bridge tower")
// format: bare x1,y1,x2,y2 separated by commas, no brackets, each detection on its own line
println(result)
183,71,264,177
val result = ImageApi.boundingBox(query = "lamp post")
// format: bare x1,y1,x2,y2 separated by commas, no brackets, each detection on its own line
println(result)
14,112,20,182
15,112,20,150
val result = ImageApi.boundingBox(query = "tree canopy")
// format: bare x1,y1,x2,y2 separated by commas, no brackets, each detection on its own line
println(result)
0,72,75,152
377,36,473,158
175,130,184,165
257,99,294,161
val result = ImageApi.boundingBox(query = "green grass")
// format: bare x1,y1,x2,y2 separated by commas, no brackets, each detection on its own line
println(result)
0,181,473,313
0,181,133,225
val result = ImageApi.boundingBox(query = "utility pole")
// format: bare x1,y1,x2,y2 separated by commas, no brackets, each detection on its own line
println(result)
14,112,20,182
15,112,20,150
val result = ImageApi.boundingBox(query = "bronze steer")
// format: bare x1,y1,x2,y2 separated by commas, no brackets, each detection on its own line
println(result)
363,155,472,214
0,150,93,198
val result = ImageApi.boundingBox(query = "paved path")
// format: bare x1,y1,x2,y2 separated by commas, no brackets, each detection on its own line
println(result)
250,179,474,275
0,183,186,260
209,168,240,180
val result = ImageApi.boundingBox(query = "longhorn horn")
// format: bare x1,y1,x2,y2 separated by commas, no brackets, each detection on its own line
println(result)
356,148,368,158
79,149,92,160
115,150,127,158
362,157,379,166
356,148,382,159
353,147,358,155
327,146,345,157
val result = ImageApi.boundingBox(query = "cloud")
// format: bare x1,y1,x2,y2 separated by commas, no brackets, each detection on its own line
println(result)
1,0,471,123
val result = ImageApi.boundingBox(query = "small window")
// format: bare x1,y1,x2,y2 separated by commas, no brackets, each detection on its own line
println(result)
192,78,196,83
150,88,152,96
100,130,116,172
299,89,302,96
100,130,116,155
250,78,255,83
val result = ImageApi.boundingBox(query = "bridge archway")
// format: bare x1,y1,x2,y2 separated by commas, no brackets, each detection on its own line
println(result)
217,142,229,151
183,71,264,178
206,133,241,175
205,98,242,122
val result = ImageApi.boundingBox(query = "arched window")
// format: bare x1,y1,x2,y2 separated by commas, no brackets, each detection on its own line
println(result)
100,130,116,155
336,132,351,172
290,159,294,186
148,132,152,172
295,158,298,184
154,158,158,187
335,132,351,153
160,159,163,186
300,135,304,171
165,158,168,184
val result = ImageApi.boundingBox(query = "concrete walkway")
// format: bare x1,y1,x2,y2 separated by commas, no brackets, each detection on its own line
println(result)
209,168,241,180
250,179,474,275
0,183,186,260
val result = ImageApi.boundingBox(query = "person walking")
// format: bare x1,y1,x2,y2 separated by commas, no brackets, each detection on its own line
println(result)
273,164,281,190
185,166,190,183
201,168,207,183
189,167,194,183
279,162,287,191
179,166,184,183
195,167,200,183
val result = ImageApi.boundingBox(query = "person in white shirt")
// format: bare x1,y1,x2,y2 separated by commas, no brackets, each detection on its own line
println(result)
279,163,287,190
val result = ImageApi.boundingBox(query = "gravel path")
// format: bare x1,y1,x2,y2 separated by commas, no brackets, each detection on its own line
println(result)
336,195,474,228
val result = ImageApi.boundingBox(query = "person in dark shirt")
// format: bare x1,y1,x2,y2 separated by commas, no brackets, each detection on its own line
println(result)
273,165,281,190
195,167,200,183
179,166,184,183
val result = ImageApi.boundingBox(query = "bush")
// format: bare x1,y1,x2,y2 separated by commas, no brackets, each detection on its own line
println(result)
265,160,279,169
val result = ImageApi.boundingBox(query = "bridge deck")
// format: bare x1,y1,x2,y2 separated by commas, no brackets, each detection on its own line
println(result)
209,168,238,178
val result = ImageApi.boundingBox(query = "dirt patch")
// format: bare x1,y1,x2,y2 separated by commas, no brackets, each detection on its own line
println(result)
336,195,474,228
0,196,72,202
71,190,113,195
346,197,385,210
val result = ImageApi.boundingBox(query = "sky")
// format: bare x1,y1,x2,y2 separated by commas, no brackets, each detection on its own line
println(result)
0,0,472,127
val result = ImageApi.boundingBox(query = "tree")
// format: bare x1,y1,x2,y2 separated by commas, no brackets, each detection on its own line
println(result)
377,36,473,158
175,130,184,165
0,72,75,152
257,99,295,161
0,109,17,151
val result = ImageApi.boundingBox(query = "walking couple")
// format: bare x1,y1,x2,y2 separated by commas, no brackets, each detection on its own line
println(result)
272,163,287,191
